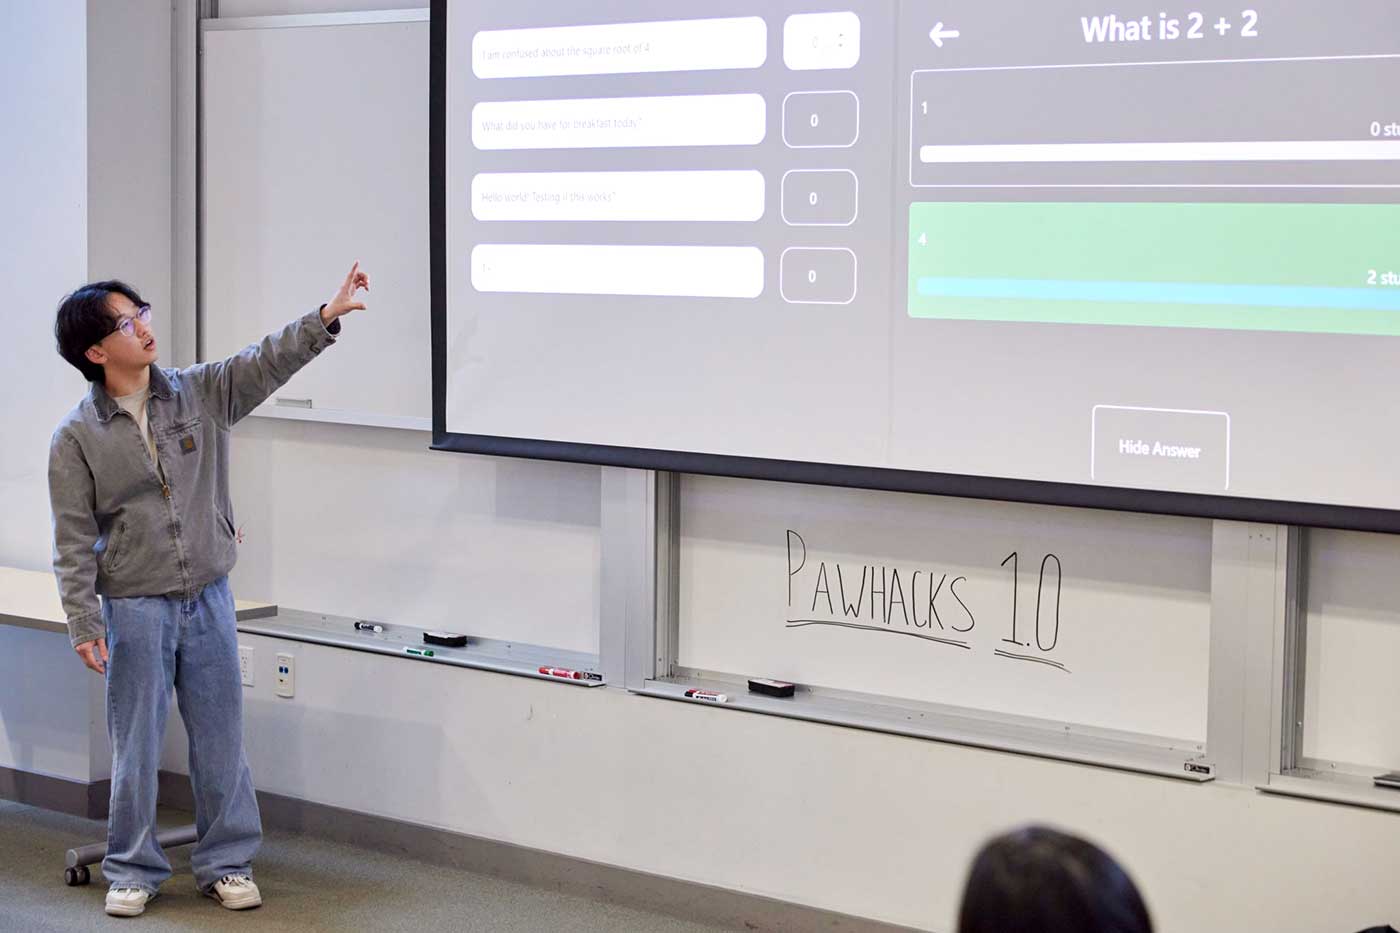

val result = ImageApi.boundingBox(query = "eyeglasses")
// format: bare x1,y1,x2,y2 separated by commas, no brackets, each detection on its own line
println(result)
106,305,152,339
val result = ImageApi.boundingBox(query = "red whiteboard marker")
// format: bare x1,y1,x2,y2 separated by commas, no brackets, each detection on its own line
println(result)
539,666,582,680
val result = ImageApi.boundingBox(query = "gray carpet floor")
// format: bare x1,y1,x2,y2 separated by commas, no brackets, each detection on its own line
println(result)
0,800,740,933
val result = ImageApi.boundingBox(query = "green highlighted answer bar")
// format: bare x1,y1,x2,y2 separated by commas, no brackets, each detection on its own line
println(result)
907,202,1400,334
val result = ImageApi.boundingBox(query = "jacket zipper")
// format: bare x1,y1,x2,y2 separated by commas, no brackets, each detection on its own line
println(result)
118,401,189,590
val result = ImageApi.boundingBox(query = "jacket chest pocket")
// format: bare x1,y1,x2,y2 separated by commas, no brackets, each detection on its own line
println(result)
155,418,203,463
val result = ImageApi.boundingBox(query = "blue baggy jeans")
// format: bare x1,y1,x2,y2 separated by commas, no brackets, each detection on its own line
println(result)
101,576,262,893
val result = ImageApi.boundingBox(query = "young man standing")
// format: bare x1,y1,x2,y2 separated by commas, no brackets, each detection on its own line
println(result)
48,264,369,917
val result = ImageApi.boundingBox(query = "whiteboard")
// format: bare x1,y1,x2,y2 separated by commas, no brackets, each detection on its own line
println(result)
679,475,1213,742
201,15,430,429
1302,529,1400,771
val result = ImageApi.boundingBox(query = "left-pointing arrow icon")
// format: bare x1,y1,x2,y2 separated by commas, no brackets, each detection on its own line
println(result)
928,21,961,47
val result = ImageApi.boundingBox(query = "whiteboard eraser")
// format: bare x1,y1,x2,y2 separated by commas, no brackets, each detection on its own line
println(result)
423,630,468,648
748,678,795,697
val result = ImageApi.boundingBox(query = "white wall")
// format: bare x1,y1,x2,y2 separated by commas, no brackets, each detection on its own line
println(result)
0,0,90,573
0,0,170,783
0,0,94,783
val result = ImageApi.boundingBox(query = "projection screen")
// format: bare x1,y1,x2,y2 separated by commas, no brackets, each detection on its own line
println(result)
432,0,1400,530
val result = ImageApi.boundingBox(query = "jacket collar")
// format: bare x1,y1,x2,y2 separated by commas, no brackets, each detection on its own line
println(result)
88,365,174,423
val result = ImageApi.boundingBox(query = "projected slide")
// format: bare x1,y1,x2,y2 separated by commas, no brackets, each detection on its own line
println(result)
438,1,1400,523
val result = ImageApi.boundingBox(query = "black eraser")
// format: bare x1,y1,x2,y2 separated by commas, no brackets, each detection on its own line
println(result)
748,678,795,698
423,631,468,648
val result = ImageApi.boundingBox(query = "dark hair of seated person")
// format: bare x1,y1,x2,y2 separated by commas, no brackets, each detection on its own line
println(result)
957,826,1153,933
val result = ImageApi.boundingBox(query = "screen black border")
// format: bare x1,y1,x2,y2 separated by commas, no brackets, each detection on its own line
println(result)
428,0,1400,536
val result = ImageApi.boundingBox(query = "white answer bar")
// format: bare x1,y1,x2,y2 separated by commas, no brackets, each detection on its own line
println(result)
472,171,765,222
472,94,765,150
472,17,767,79
919,140,1400,163
471,244,764,298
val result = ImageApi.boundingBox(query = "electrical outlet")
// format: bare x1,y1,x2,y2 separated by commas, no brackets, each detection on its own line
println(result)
275,653,295,698
238,645,254,687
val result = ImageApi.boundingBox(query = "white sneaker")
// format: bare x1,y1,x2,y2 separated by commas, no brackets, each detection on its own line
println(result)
206,874,262,910
105,886,155,917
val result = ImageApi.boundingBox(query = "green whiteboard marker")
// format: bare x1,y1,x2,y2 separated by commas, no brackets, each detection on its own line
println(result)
405,647,435,658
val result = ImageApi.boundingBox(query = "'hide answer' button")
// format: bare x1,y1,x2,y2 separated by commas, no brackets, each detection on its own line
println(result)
1091,405,1230,492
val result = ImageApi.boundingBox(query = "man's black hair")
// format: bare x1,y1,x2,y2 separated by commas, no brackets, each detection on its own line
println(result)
957,826,1153,933
54,280,146,383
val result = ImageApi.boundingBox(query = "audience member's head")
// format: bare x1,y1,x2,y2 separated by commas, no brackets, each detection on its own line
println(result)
957,825,1153,933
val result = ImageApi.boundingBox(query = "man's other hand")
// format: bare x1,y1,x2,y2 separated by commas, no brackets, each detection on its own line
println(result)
76,637,108,675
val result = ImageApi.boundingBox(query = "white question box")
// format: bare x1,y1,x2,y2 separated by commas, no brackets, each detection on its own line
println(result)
472,17,767,78
471,170,765,222
472,94,766,150
470,244,765,298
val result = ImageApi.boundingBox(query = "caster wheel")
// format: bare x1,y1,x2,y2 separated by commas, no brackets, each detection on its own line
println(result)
64,865,90,886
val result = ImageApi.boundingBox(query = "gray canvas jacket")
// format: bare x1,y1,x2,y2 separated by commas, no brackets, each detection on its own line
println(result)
48,309,340,647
